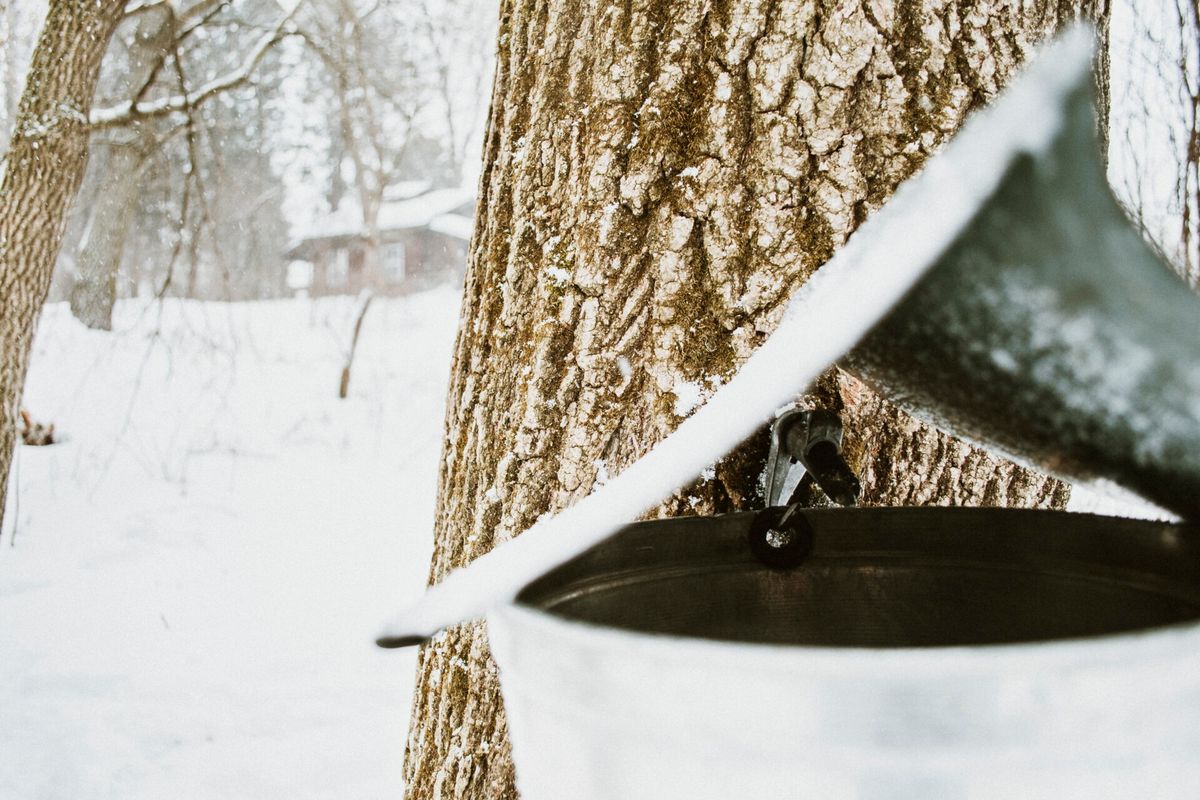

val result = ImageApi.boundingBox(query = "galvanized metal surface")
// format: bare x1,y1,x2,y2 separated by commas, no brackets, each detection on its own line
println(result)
843,71,1200,519
492,509,1200,799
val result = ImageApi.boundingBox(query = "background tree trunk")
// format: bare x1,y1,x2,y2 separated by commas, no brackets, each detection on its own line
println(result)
69,5,173,330
405,1,1109,797
69,141,148,328
0,0,127,531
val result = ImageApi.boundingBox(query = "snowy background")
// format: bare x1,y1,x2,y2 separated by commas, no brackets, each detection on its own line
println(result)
0,288,460,799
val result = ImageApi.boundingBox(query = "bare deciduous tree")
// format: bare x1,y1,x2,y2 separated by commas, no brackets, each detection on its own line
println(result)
66,0,299,329
414,0,496,185
1109,0,1199,284
0,0,128,534
297,0,429,283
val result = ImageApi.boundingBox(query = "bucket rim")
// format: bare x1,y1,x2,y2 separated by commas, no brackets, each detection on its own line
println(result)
493,593,1200,673
497,506,1200,669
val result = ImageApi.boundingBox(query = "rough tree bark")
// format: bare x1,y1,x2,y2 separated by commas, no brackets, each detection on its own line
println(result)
0,0,128,531
405,1,1109,797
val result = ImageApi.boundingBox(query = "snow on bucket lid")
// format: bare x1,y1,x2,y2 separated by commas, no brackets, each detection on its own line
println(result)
376,26,1099,648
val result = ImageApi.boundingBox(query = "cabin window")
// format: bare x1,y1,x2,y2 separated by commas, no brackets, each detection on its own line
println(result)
384,243,406,281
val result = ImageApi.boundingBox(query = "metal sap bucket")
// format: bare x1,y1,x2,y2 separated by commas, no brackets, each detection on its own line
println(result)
489,508,1200,799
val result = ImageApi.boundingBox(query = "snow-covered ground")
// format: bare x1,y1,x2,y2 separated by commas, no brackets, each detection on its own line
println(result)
0,276,1164,800
0,287,461,800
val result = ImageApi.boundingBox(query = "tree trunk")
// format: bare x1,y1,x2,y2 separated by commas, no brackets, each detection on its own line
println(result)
0,0,127,531
405,2,1108,797
361,190,383,293
69,6,175,330
69,141,147,329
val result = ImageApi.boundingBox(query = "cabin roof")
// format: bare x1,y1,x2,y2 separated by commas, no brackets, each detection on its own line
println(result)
295,186,475,249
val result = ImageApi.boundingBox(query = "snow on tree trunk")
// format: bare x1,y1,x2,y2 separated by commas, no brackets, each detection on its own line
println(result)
405,1,1108,797
0,0,127,531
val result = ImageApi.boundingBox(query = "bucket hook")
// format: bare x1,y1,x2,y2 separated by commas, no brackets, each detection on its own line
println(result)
752,407,861,568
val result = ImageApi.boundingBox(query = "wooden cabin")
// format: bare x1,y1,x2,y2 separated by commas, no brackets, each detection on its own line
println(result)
287,186,474,296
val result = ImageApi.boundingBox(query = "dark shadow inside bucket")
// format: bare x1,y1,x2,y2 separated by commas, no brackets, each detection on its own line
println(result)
516,508,1200,648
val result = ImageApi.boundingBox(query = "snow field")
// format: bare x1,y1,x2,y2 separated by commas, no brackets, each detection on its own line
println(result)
1,287,461,799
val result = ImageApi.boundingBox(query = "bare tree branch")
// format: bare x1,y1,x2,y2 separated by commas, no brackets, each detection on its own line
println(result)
89,3,299,129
